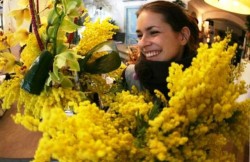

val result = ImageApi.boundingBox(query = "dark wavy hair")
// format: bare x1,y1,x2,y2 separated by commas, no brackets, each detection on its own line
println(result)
136,0,199,56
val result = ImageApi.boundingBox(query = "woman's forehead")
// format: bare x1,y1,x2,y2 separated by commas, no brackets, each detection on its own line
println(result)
136,11,170,30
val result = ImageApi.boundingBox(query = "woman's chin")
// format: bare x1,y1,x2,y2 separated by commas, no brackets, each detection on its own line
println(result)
145,55,162,61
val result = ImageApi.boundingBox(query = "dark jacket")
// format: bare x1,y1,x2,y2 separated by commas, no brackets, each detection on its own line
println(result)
123,52,196,100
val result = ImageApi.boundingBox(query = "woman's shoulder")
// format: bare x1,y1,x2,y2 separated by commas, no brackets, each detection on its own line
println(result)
124,64,143,91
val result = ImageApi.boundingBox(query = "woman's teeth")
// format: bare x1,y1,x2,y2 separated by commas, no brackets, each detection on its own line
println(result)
144,51,160,58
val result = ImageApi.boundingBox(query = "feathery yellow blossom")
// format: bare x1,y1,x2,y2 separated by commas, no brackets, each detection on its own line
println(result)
76,18,119,56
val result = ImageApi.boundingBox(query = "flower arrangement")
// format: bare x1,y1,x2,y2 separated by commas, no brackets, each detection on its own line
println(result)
0,0,249,162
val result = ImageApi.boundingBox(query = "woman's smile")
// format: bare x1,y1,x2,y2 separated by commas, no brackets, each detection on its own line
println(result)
143,50,162,58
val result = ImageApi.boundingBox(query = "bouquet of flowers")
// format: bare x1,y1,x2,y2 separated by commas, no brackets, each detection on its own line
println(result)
0,0,249,162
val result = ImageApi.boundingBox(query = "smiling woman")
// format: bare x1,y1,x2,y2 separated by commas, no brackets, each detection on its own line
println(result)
123,1,199,99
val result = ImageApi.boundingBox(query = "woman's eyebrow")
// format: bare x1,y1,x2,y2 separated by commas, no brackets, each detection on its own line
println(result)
136,26,155,33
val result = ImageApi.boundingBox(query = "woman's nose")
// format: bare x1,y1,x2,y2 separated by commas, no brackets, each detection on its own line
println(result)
137,35,151,47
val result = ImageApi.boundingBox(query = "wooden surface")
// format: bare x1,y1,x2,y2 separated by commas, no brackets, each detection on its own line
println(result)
0,106,42,158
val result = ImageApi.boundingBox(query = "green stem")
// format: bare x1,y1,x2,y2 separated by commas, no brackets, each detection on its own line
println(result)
52,13,65,55
45,0,65,55
36,0,41,25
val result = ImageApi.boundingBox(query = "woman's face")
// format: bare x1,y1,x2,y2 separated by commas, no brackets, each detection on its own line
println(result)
136,11,184,61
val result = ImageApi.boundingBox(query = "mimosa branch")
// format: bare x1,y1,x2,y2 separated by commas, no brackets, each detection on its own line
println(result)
29,0,44,51
36,0,41,25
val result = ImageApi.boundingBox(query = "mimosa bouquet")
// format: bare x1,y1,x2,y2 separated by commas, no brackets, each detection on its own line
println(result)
0,0,249,162
0,0,123,113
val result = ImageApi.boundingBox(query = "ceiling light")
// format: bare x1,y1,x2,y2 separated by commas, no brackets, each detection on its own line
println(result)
204,0,250,15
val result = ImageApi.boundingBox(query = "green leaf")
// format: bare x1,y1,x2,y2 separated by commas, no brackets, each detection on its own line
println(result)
65,1,79,15
67,10,82,18
49,70,61,82
56,42,68,54
47,9,59,25
21,51,54,95
68,59,80,71
134,112,148,148
84,51,121,74
56,30,68,43
55,54,66,69
149,99,162,120
64,0,83,18
60,76,74,87
79,40,121,74
64,0,82,9
54,50,81,72
86,41,117,58
47,26,57,39
60,16,80,33
52,63,60,79
49,72,73,88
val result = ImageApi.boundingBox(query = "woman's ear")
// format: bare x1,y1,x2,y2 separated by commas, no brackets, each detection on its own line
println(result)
179,26,190,45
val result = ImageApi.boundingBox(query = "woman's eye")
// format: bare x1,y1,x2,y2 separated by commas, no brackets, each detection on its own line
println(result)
150,31,160,35
137,34,142,39
136,31,159,40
